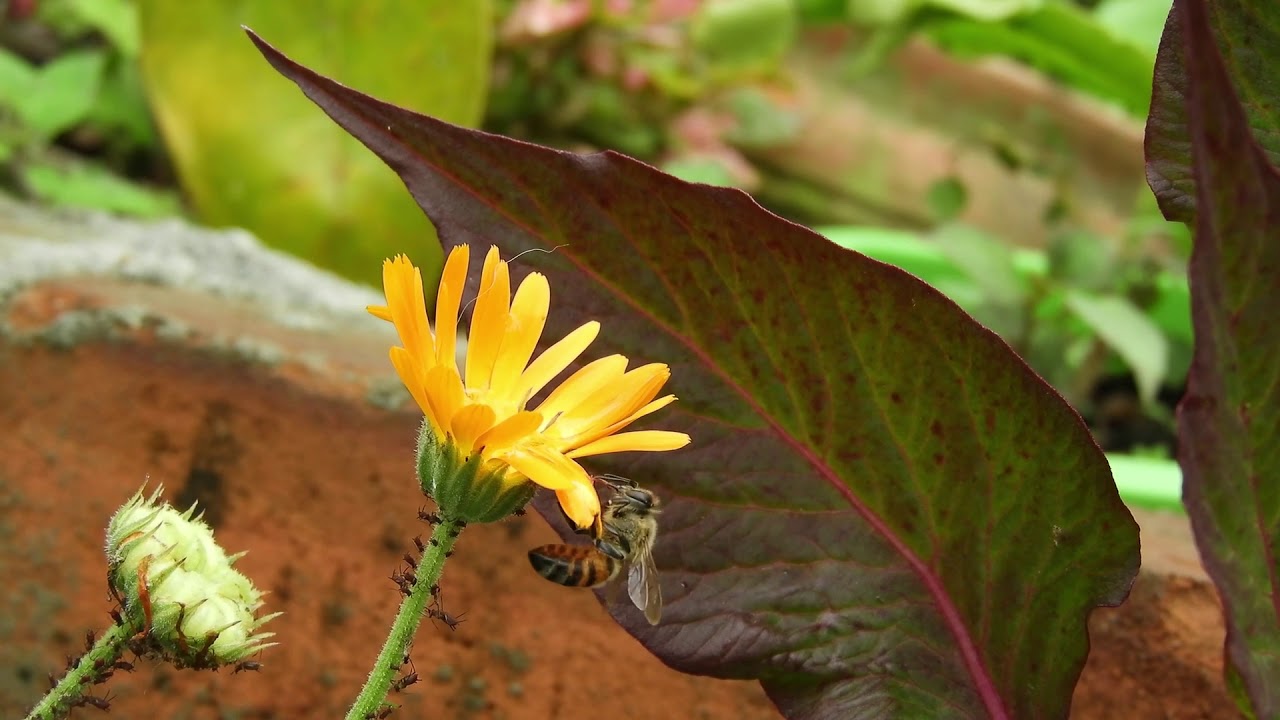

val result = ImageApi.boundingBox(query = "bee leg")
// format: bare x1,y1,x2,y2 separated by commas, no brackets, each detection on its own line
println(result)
596,538,628,560
556,500,597,537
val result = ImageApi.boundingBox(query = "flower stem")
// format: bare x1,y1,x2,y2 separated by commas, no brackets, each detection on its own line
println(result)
346,517,462,720
25,617,140,720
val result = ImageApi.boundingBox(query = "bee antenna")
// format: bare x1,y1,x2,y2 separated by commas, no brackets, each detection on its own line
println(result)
595,474,635,488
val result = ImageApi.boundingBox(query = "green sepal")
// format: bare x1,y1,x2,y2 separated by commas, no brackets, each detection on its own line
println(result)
415,420,535,524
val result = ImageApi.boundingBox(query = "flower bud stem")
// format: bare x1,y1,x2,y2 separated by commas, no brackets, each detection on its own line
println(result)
345,517,463,720
24,616,142,720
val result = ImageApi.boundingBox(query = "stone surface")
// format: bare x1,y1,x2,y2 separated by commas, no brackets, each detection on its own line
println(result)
0,199,1235,718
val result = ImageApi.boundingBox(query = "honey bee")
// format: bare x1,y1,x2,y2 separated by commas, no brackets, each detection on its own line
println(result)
527,475,663,625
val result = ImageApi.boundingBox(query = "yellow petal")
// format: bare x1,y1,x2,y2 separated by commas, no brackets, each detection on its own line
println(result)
560,392,678,452
516,321,599,402
489,272,549,402
385,255,435,364
501,443,589,491
367,304,392,322
536,355,629,422
434,245,469,373
450,404,497,454
547,364,670,446
567,430,692,458
423,365,465,434
464,248,510,392
475,410,543,456
389,347,439,435
556,482,602,532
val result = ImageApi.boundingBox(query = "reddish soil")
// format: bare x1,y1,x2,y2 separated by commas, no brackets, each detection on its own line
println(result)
0,278,1239,719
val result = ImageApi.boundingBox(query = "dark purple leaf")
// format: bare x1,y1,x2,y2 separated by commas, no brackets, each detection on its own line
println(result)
1145,5,1195,222
246,29,1140,719
1149,1,1280,716
1145,0,1280,223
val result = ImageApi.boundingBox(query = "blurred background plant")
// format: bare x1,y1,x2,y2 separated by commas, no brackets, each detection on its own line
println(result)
0,0,1185,463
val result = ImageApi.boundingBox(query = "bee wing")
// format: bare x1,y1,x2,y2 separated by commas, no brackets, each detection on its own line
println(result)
627,551,662,625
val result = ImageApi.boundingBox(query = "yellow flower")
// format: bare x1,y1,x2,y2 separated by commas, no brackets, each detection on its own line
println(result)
369,246,690,530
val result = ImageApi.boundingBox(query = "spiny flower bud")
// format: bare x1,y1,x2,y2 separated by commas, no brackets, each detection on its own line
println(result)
105,485,279,667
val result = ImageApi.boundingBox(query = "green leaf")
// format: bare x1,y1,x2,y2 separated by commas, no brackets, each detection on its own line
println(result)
923,0,1043,21
0,49,36,106
1148,1,1280,716
21,50,106,138
250,30,1140,719
925,176,968,222
1046,230,1115,293
691,0,798,70
723,88,801,148
845,0,1044,25
925,3,1154,116
929,223,1027,307
88,59,158,148
23,161,180,218
137,0,493,287
1093,0,1172,57
1063,290,1169,405
660,157,739,187
66,0,140,56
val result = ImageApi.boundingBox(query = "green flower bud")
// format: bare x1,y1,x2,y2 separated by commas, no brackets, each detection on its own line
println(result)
105,485,279,667
416,420,536,524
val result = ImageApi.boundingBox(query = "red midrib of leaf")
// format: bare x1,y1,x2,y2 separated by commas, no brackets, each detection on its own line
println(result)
649,201,1010,719
1250,471,1280,624
246,28,1010,716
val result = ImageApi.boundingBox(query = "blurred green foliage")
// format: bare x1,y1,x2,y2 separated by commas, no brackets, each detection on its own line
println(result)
137,0,493,287
0,0,176,215
922,2,1159,116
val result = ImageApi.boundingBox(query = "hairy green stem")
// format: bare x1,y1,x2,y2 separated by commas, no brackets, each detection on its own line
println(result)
24,617,139,720
346,517,462,720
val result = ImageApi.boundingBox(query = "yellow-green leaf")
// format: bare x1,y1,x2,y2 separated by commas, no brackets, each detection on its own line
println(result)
138,1,492,287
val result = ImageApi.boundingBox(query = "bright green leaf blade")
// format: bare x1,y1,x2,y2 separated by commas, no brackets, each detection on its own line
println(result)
0,48,36,107
924,0,1044,21
1063,290,1169,405
23,161,180,218
137,1,493,287
67,0,140,56
88,60,158,147
22,49,105,138
1148,0,1280,715
1094,0,1172,56
1107,453,1183,513
250,31,1141,719
925,4,1154,116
